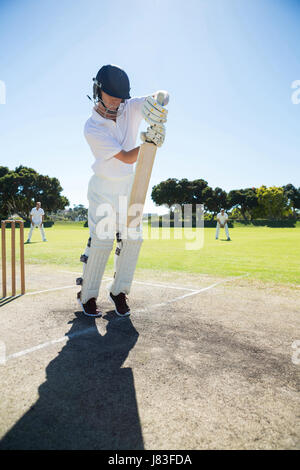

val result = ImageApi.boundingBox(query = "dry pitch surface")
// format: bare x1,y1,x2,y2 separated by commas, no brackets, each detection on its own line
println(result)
0,265,299,450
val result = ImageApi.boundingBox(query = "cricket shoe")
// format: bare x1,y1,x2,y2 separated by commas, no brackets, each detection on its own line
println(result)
108,292,131,317
77,292,102,317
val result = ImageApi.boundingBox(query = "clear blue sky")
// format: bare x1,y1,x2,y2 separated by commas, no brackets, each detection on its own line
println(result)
1,0,299,213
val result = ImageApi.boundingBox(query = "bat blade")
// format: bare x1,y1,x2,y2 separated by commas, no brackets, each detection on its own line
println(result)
127,91,169,229
127,142,157,228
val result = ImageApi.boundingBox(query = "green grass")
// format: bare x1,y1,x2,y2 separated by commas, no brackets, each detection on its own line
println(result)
4,221,300,285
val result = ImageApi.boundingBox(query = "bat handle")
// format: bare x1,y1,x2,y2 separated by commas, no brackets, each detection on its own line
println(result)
156,90,169,107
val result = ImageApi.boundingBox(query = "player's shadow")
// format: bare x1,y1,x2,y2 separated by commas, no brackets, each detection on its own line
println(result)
0,311,144,450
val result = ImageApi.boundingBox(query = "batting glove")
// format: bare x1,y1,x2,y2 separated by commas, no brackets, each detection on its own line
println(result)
140,124,166,147
142,95,168,127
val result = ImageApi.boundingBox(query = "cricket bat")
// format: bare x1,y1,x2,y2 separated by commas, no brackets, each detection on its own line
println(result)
127,91,169,228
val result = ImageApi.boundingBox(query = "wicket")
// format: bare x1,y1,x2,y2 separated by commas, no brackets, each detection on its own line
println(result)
1,220,25,298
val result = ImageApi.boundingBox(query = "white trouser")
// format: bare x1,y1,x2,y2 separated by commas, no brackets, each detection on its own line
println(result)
27,223,46,241
79,173,143,302
216,222,229,239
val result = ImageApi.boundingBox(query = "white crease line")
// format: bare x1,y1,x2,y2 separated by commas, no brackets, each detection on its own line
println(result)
6,326,97,361
129,280,197,292
24,272,249,297
3,274,249,363
136,276,246,312
60,270,92,275
25,285,76,296
145,283,222,309
59,271,198,292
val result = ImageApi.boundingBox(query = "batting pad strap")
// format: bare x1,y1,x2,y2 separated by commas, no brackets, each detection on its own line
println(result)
80,238,113,304
80,254,88,264
109,238,143,296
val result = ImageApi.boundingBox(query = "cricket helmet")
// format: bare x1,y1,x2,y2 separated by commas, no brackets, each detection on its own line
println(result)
93,64,131,101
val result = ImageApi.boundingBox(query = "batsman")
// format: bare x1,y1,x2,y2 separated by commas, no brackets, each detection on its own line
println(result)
77,64,169,317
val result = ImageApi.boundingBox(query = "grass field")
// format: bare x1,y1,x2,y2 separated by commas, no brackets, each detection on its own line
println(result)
3,221,300,285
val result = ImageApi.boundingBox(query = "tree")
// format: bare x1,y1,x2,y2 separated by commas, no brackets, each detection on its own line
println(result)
151,178,213,216
189,179,212,209
151,178,182,211
0,166,9,178
205,187,228,219
66,204,88,221
0,165,69,220
254,186,289,219
283,184,300,216
227,188,258,220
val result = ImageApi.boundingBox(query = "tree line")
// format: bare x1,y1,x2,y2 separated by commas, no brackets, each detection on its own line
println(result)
1,166,299,222
151,178,300,220
0,166,69,221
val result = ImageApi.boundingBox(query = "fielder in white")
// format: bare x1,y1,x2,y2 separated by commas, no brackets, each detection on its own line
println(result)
77,64,168,317
26,201,47,243
216,208,231,241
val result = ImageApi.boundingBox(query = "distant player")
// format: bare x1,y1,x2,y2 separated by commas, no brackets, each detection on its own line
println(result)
26,201,47,243
76,64,168,317
216,208,231,241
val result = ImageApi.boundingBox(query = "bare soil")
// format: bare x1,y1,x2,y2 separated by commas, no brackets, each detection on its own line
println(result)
0,265,299,449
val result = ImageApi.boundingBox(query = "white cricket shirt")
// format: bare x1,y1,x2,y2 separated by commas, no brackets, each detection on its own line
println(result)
217,212,228,224
30,207,44,224
84,97,146,178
